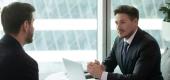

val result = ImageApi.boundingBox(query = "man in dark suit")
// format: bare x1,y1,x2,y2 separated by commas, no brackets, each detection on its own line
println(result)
0,2,39,80
87,5,163,80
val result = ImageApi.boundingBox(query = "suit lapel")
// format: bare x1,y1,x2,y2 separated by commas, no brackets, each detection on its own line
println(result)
123,28,143,73
116,39,125,73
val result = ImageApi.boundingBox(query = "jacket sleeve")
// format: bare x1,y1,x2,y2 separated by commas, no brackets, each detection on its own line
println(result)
102,37,119,73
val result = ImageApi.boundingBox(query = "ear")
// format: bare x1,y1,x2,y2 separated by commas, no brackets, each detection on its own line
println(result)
134,18,138,23
22,20,30,33
133,18,138,25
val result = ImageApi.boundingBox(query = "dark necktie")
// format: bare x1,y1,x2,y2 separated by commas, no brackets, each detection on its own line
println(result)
122,42,129,64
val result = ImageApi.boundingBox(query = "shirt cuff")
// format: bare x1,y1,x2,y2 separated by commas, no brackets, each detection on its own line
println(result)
100,71,108,80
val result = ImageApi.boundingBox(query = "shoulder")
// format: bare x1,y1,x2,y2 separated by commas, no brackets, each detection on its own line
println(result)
135,29,158,46
0,41,19,61
142,31,158,46
132,29,161,55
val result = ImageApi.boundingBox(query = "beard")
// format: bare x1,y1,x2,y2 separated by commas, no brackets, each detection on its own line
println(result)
25,31,33,44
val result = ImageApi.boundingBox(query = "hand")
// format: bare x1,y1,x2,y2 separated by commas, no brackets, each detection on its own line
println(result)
94,60,105,71
87,61,104,79
94,60,100,65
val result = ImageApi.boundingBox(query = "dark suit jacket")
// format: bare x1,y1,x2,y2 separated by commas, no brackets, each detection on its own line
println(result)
0,34,39,80
103,28,163,80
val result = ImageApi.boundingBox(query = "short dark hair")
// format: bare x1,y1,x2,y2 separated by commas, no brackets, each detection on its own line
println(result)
1,2,35,34
114,5,139,20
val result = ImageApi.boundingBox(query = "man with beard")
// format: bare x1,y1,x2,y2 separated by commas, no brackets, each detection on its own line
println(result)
0,2,38,80
87,5,163,80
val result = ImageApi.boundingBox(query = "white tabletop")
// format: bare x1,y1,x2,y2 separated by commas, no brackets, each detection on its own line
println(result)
45,72,96,80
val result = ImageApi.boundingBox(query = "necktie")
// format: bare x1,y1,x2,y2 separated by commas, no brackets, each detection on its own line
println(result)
122,42,129,64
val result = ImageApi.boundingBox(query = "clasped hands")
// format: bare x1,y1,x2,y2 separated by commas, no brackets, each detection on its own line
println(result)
87,60,105,79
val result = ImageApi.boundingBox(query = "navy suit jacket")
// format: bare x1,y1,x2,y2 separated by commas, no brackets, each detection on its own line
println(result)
103,28,163,80
0,34,39,80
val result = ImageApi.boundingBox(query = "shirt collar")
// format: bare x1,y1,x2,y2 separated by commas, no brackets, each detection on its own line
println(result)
124,28,138,45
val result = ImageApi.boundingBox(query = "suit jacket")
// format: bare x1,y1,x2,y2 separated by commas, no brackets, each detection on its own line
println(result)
103,28,163,80
0,34,39,80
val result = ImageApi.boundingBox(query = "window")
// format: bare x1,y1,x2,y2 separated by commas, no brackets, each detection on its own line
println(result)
0,0,97,80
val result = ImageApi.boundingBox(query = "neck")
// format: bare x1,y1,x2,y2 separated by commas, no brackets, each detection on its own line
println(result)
125,27,138,40
9,33,25,46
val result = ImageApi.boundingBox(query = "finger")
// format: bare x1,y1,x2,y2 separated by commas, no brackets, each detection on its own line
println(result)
87,63,94,70
87,66,94,74
94,60,100,65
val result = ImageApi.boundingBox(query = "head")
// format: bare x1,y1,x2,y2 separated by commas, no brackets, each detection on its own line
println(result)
114,5,139,39
1,2,35,44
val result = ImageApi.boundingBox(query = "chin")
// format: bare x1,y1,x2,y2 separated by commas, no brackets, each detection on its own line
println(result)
25,38,33,44
118,34,125,38
25,41,32,45
25,33,33,44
